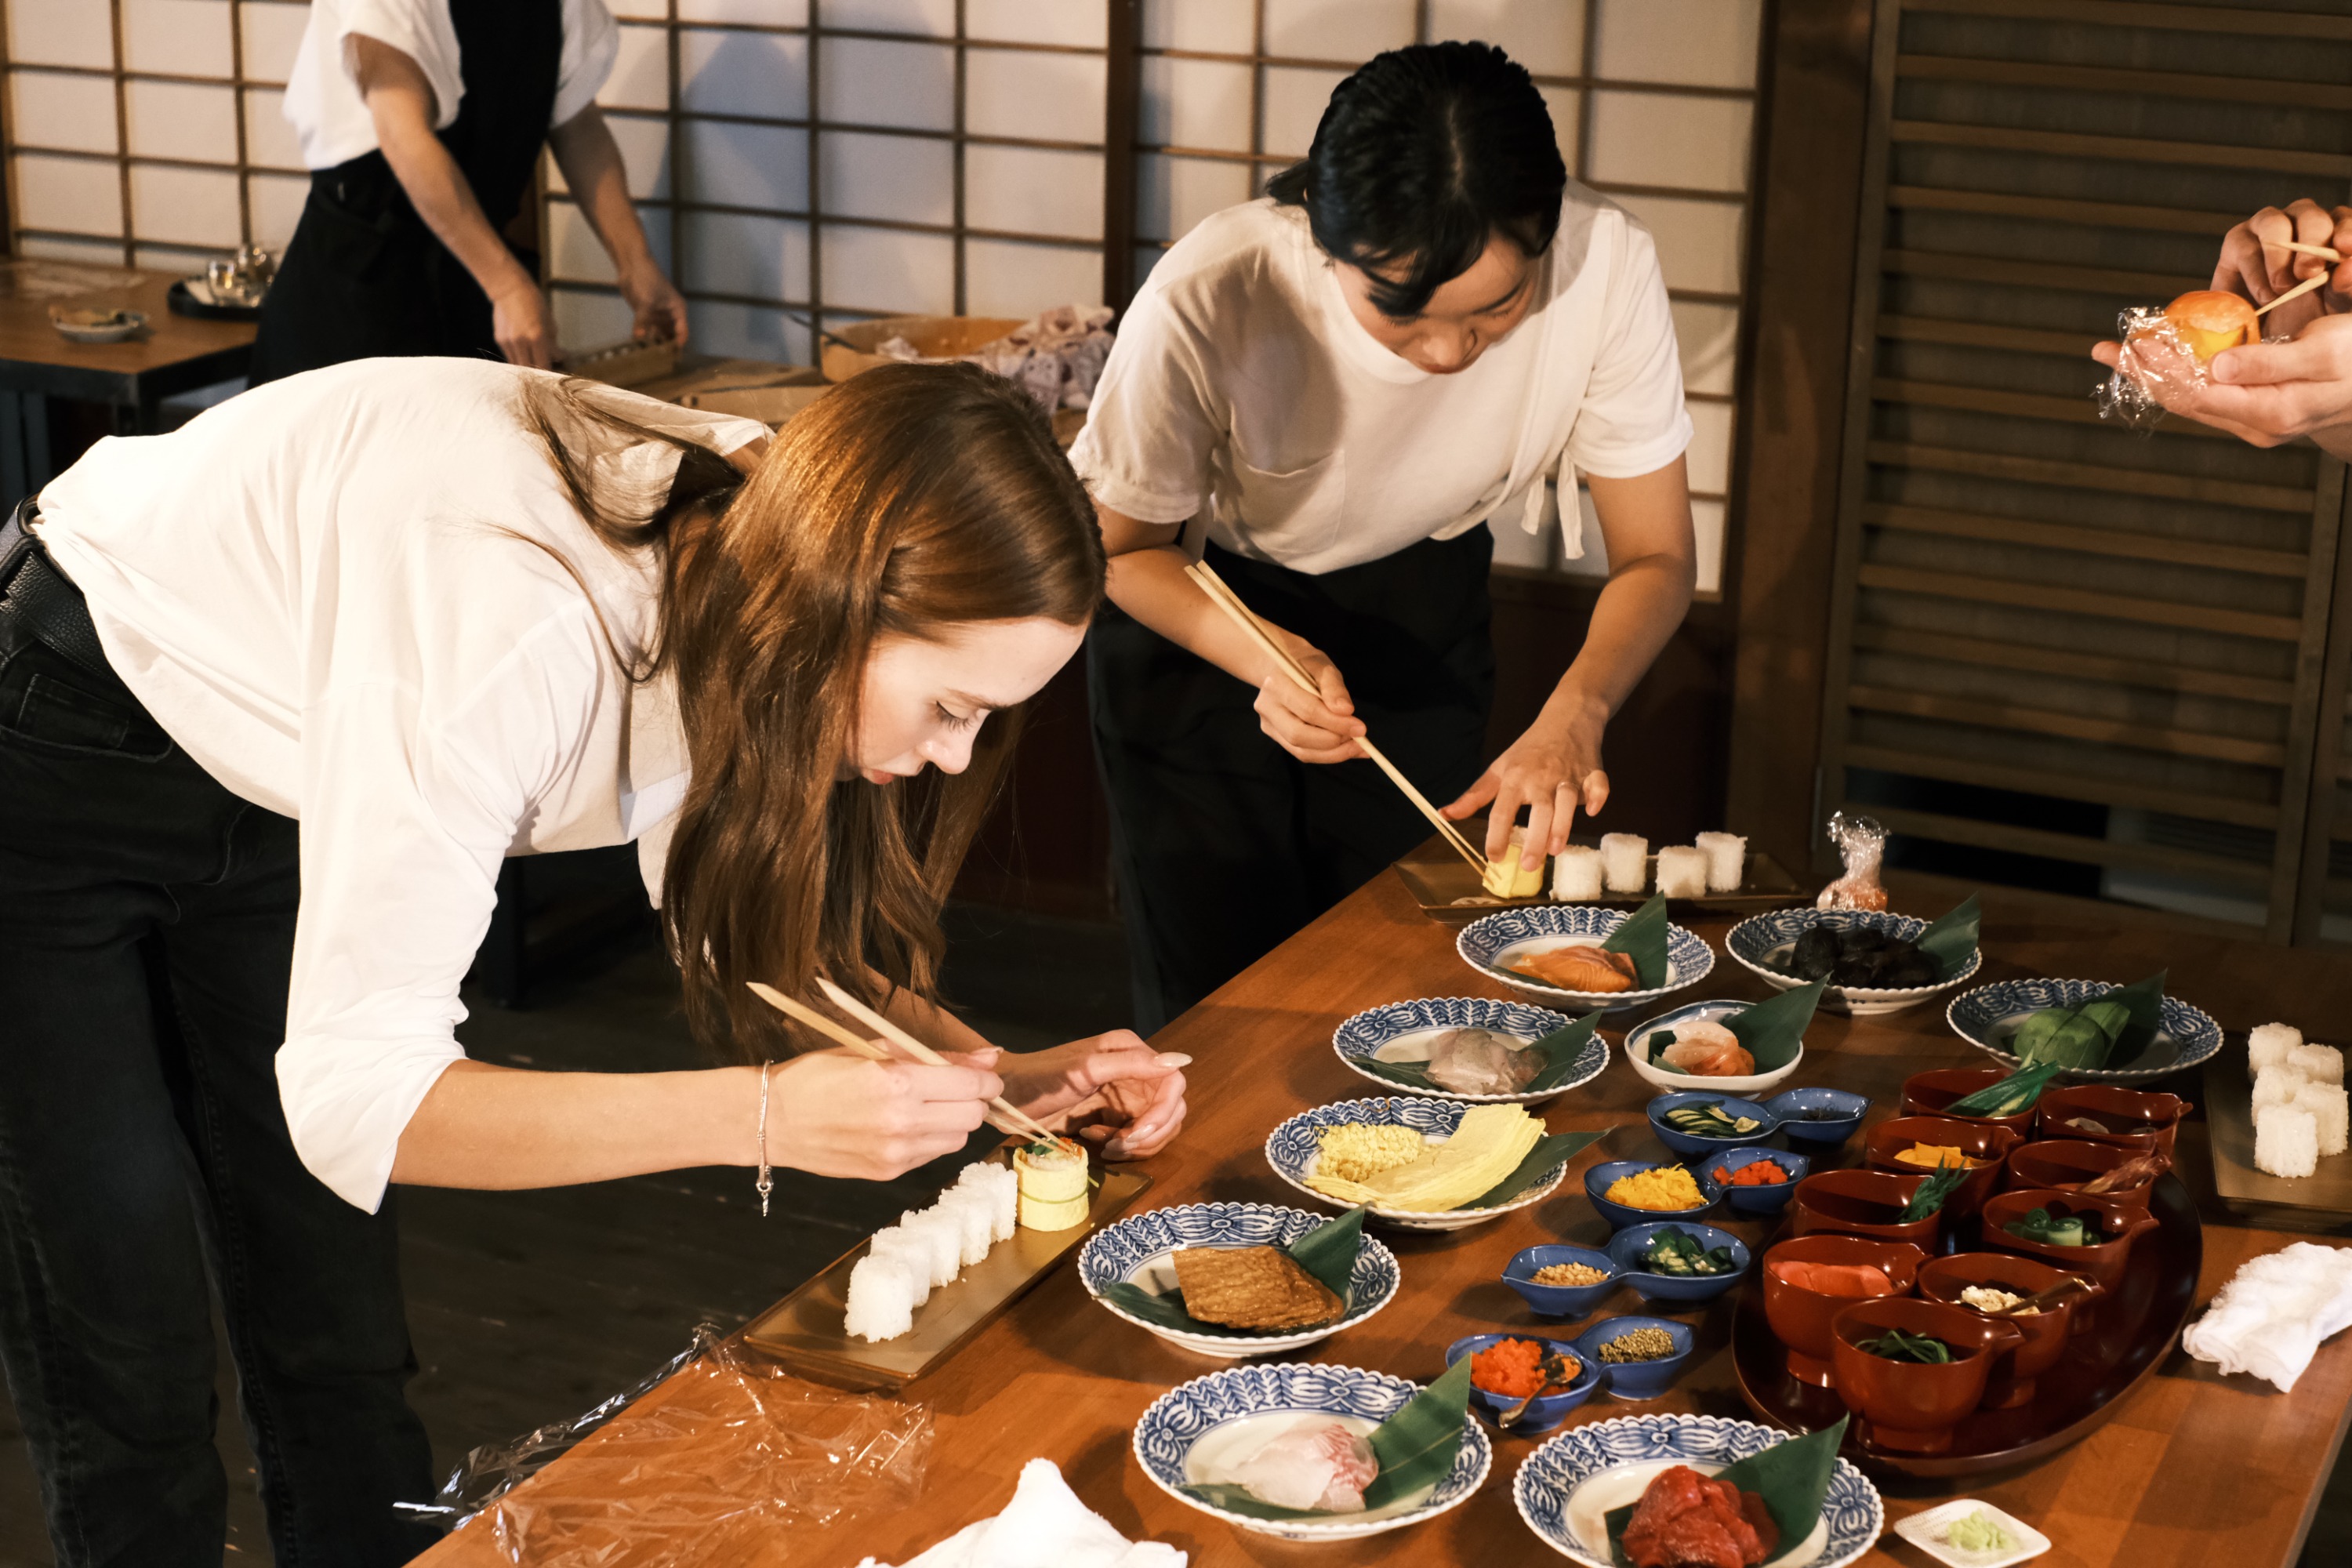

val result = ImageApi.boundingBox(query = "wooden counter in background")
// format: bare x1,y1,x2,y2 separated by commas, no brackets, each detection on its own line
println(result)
415,857,2352,1568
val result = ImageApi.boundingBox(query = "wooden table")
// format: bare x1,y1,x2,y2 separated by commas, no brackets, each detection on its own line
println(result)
416,873,2352,1567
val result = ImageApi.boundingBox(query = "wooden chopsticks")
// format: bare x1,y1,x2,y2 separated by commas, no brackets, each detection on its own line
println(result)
2275,240,2344,263
1181,559,1491,877
745,980,1060,1143
2256,272,2330,318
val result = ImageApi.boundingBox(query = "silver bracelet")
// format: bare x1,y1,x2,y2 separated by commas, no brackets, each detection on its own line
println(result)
756,1060,775,1218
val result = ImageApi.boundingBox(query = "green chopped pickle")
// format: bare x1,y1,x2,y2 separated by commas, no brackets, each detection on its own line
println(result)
1858,1327,1953,1363
1662,1102,1761,1138
1945,1510,2016,1553
1638,1225,1737,1276
2002,1207,2096,1247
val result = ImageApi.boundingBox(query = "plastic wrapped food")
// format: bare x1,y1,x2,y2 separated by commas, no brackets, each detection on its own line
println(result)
2098,295,2270,430
1814,811,1888,912
405,1323,932,1564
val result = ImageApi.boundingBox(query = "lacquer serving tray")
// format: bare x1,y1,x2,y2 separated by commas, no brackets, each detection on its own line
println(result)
2206,1054,2352,1230
1395,837,1806,924
742,1149,1149,1392
1729,1172,2201,1478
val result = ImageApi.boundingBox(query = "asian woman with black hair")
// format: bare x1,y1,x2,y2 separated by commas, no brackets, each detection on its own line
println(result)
1073,42,1700,1029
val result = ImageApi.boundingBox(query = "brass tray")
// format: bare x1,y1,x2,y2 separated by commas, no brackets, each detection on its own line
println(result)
742,1152,1150,1391
1729,1172,2202,1477
1394,838,1807,923
2206,1053,2352,1231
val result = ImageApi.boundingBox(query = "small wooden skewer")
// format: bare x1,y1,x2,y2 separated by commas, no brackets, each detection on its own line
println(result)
814,976,1062,1142
746,981,1050,1142
1181,561,1493,876
2255,272,2330,318
1984,1273,2098,1318
2275,239,2345,263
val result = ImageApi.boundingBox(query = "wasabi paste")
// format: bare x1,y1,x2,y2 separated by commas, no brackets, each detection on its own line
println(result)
1944,1510,2015,1553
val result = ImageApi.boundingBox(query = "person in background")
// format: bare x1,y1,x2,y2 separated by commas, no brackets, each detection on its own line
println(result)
2092,198,2352,458
249,0,687,383
1072,43,1697,1031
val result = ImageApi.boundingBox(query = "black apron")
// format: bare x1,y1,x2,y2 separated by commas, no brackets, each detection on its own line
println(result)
247,0,563,386
1089,531,1497,1033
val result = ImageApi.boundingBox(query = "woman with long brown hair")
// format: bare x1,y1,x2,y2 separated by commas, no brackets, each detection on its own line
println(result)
0,356,1185,1567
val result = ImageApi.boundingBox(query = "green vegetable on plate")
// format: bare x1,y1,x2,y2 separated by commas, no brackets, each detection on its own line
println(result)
2010,971,2166,1071
1858,1327,1953,1363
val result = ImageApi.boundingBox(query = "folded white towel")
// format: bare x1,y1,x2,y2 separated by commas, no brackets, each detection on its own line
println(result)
858,1458,1187,1568
2181,1242,2352,1392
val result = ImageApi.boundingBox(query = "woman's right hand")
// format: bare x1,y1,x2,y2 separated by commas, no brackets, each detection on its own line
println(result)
766,1048,1004,1181
491,277,558,370
1253,626,1369,764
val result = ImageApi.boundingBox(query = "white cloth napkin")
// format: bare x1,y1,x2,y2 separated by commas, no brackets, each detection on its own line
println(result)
2182,1241,2352,1392
857,1458,1186,1568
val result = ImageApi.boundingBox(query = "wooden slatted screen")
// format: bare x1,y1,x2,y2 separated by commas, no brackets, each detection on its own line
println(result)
1820,0,2352,941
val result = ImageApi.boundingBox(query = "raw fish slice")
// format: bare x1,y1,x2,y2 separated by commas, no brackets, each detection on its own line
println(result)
844,1254,916,1342
1217,1418,1379,1513
1769,1260,1895,1297
1424,1026,1540,1096
864,1226,933,1305
899,1209,962,1289
1660,1019,1756,1077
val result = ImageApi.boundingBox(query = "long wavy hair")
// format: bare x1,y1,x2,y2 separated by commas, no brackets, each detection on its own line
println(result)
527,362,1104,1058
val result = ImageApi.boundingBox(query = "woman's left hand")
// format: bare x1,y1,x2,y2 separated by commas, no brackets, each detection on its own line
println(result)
952,1033,1190,1160
1445,694,1612,868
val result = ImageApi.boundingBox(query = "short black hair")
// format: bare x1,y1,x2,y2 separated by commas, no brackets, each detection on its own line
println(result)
1267,42,1566,318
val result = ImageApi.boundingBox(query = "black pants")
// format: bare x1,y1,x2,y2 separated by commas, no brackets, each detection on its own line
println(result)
0,548,435,1564
1090,531,1496,1033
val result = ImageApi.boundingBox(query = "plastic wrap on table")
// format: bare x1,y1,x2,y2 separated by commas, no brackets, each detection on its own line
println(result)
1815,810,1889,912
407,1322,932,1566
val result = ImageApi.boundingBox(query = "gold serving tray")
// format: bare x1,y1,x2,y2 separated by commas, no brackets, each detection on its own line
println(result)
742,1149,1151,1390
2206,1054,2352,1231
1393,837,1808,923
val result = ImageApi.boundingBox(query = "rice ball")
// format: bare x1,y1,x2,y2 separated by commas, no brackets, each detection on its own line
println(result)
2293,1082,2349,1160
1552,844,1604,902
1656,845,1710,899
936,1187,996,1268
1600,833,1648,895
898,1209,962,1288
844,1254,917,1341
2249,1022,2303,1080
865,1226,933,1306
2253,1066,2310,1112
1693,832,1747,893
2255,1104,2320,1180
2288,1044,2343,1086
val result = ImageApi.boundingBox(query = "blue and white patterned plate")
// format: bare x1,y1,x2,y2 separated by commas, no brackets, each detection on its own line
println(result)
1514,1413,1883,1568
1331,996,1606,1104
1264,1097,1570,1232
1946,978,2223,1083
1078,1202,1401,1359
1458,905,1713,1010
1135,1362,1494,1541
1726,909,1982,1017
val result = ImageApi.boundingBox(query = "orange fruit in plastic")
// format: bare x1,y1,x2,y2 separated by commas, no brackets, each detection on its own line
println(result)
2159,290,2258,361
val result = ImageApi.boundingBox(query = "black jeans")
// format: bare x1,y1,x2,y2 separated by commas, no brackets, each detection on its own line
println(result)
0,560,436,1563
1089,531,1496,1033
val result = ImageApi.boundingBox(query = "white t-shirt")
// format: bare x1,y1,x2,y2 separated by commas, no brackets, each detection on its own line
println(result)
282,0,621,171
1069,191,1692,575
34,359,765,1214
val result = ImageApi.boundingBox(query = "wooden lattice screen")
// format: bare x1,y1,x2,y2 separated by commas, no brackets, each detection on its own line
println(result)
1817,0,2352,942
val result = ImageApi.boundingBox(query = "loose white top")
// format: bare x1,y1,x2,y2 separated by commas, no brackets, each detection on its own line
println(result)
282,0,621,171
35,358,764,1213
1069,191,1692,575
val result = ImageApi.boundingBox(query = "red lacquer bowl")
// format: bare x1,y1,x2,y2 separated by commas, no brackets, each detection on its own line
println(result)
1916,1253,2096,1409
2002,1139,2162,1216
1900,1068,2038,1138
1790,1168,1940,1250
1830,1298,2025,1454
1761,1235,1927,1389
2036,1085,2190,1159
1980,1188,2160,1291
1864,1116,2023,1224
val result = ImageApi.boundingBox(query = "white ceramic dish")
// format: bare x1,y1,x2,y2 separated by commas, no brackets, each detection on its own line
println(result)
49,307,147,343
1892,1499,2051,1568
1624,999,1805,1097
1725,908,1981,1018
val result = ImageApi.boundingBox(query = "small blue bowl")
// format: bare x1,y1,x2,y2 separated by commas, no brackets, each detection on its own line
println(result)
1693,1145,1811,1216
1646,1091,1781,1158
1571,1314,1697,1400
1584,1159,1722,1230
1446,1333,1606,1435
1607,1220,1752,1305
1764,1086,1872,1146
1503,1244,1622,1319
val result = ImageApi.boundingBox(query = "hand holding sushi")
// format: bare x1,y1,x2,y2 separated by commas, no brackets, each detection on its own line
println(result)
2091,199,2352,457
957,1030,1192,1160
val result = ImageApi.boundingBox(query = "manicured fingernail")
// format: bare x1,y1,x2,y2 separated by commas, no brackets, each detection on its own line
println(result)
1154,1053,1192,1068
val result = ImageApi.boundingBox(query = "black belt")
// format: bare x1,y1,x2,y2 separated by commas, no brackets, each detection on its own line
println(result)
0,498,112,682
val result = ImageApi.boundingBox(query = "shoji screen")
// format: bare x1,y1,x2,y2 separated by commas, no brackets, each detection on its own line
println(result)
1128,0,1763,593
1817,0,2352,940
2,0,309,270
553,2,1115,364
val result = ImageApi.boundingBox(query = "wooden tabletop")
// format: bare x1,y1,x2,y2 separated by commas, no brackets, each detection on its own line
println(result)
416,872,2352,1568
0,259,253,408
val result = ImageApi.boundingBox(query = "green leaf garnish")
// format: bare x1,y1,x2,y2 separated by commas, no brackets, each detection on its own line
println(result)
1900,1164,1969,1221
2012,972,2166,1070
1601,896,1670,989
1524,1010,1609,1091
1349,1056,1449,1092
1913,894,1981,982
1941,1062,2060,1118
1859,1328,1953,1363
1180,1357,1475,1520
1724,981,1824,1072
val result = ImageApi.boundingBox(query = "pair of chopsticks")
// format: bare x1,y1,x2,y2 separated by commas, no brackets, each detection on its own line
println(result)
745,978,1060,1143
1181,559,1491,877
2256,239,2343,318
